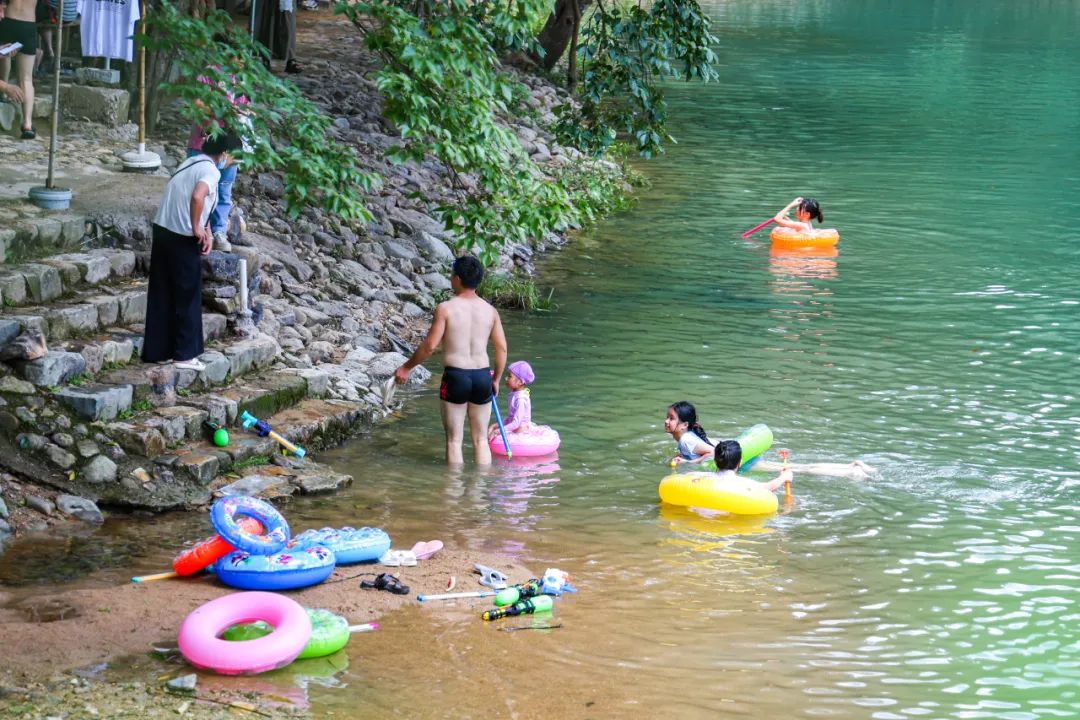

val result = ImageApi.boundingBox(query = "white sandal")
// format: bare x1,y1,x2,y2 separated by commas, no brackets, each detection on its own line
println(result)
378,549,417,567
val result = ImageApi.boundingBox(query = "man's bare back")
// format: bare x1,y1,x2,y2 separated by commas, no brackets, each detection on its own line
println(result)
440,294,498,370
2,0,36,22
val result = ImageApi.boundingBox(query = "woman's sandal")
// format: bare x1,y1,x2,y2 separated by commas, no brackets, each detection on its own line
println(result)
360,572,409,595
21,127,36,140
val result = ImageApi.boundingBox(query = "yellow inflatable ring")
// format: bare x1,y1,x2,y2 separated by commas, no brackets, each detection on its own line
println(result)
659,472,779,515
770,226,840,250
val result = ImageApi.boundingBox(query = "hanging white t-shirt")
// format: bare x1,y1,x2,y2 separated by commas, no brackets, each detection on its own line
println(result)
80,0,140,62
154,156,220,237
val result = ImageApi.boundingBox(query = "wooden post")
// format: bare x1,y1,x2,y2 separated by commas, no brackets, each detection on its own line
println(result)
45,0,65,189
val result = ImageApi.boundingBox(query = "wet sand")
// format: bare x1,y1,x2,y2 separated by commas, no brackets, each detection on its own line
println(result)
0,547,530,682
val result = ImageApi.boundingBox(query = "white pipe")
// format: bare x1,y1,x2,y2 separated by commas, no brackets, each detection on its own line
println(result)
238,257,249,313
416,590,496,602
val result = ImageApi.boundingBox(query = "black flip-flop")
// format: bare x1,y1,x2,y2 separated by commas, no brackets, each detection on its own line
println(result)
21,128,36,140
360,572,409,595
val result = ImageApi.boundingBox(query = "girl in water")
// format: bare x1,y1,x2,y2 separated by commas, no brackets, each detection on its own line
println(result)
774,196,824,234
665,401,714,465
712,439,792,491
489,361,536,438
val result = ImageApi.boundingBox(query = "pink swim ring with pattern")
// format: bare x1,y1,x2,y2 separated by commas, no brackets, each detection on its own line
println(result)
490,425,561,457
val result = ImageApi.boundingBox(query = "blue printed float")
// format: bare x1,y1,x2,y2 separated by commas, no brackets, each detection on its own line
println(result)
214,543,336,591
291,526,391,565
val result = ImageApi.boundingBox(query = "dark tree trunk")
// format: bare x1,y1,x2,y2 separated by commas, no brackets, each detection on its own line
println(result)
534,0,592,71
566,0,580,89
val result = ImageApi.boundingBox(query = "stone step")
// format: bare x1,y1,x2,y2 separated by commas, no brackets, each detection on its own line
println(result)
54,383,134,422
54,331,141,376
0,249,136,306
99,366,327,459
169,397,363,486
0,215,91,266
3,280,148,343
12,351,89,387
96,333,282,400
7,312,228,386
51,310,224,378
210,460,354,500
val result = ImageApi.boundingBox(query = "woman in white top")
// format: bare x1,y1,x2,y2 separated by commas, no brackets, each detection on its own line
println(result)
141,132,241,371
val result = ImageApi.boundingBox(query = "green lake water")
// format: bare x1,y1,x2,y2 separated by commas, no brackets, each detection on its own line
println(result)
5,1,1080,717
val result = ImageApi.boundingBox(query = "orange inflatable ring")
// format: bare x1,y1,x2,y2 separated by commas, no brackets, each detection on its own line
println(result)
173,517,263,576
770,226,840,249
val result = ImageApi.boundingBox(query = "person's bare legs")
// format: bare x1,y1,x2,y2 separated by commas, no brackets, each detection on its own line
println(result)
441,400,467,465
37,29,54,73
14,52,33,132
468,401,493,465
0,56,9,85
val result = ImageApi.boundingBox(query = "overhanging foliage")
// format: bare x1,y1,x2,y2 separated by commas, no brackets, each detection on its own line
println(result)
141,5,380,221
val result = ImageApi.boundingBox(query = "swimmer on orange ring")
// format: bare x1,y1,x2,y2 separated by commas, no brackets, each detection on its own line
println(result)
770,197,839,249
774,196,823,233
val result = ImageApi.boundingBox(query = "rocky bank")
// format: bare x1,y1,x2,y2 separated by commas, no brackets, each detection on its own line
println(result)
0,10,623,551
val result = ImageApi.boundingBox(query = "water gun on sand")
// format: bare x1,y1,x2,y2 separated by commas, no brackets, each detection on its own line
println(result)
482,595,554,621
239,410,306,458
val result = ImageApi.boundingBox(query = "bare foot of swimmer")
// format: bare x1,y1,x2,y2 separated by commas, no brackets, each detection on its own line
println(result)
848,460,877,480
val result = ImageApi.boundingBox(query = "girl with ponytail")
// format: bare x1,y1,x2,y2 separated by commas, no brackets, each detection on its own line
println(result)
664,401,714,465
774,196,824,234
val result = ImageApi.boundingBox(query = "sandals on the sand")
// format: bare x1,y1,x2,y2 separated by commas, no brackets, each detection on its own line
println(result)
379,549,417,567
360,572,409,595
474,563,509,589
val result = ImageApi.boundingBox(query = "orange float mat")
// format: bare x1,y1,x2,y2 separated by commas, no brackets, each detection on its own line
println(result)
173,517,263,576
770,226,840,249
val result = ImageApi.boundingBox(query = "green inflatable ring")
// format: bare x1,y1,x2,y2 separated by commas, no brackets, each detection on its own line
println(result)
221,608,350,660
695,423,773,472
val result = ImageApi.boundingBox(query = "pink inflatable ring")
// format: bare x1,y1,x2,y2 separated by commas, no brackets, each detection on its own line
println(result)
178,591,312,675
489,425,561,457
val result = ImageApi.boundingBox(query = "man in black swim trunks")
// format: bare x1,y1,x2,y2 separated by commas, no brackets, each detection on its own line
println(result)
0,0,38,138
394,255,507,465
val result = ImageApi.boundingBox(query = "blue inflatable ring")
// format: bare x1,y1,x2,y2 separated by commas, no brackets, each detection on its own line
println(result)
214,543,336,591
292,526,392,565
210,496,290,555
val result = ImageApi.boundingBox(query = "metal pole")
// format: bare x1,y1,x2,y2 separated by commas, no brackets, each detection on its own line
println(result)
120,0,159,172
46,1,64,189
138,3,146,153
249,0,257,40
238,258,249,311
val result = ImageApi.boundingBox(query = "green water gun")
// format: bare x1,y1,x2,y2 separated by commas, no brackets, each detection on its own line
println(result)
493,579,543,607
482,595,553,621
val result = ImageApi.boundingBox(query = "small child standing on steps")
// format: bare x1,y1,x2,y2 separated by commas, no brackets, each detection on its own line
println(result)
490,360,535,437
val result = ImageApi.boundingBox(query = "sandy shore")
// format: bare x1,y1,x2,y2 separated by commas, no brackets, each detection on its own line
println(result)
0,548,531,717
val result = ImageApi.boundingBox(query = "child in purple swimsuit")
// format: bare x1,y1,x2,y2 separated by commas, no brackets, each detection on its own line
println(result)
490,360,535,437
